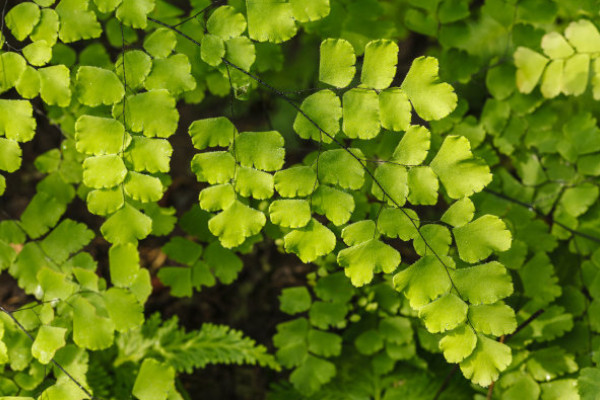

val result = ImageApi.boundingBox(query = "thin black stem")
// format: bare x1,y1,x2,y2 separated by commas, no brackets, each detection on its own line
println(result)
483,188,600,243
505,308,545,340
0,305,97,399
172,0,225,28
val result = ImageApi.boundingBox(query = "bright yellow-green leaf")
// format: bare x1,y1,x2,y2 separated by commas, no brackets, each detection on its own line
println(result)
284,219,336,263
419,293,468,333
430,135,492,199
361,39,398,90
460,334,512,387
453,216,512,263
208,200,266,248
338,239,400,287
319,38,355,88
401,56,457,121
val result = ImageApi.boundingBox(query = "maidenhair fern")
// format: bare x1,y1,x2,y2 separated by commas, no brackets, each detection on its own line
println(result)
1,0,599,399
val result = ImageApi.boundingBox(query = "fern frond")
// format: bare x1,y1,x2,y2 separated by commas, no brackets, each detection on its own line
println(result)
116,314,280,374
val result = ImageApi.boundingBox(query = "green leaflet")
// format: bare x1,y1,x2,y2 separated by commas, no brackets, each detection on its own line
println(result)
430,135,492,199
0,52,26,93
75,66,125,106
394,255,454,309
293,90,342,143
290,0,330,22
83,155,127,189
208,200,266,248
280,287,312,315
31,9,59,46
0,100,36,142
109,242,140,287
408,166,438,205
6,2,41,41
274,317,309,367
20,192,68,239
94,0,122,13
342,89,380,139
125,136,173,173
199,184,236,212
132,358,176,400
274,166,317,197
308,330,341,358
116,0,155,29
87,187,125,215
519,252,562,306
201,34,225,67
118,90,179,138
318,149,365,190
22,41,52,67
72,297,115,350
204,241,243,284
38,267,77,300
439,325,477,363
234,167,274,199
453,216,512,263
124,171,164,202
32,326,67,364
246,0,297,43
207,6,247,39
55,0,102,43
541,32,574,59
354,330,383,355
75,115,128,155
393,126,430,165
361,40,399,90
315,272,354,303
371,163,408,206
116,50,152,91
338,239,400,287
401,56,458,121
16,66,41,100
104,287,144,332
441,197,475,227
290,355,336,394
38,65,72,107
418,293,468,333
0,138,22,173
578,368,600,400
564,19,600,53
459,334,512,387
269,199,311,228
226,36,256,71
162,237,203,266
341,220,377,246
100,203,152,244
452,261,513,304
189,117,236,150
413,224,452,256
310,303,349,330
319,38,356,88
514,47,548,94
379,88,412,132
377,208,420,241
40,219,93,264
145,54,197,95
562,54,589,96
143,28,177,58
284,219,336,263
235,131,285,171
312,185,354,225
468,303,517,336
